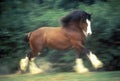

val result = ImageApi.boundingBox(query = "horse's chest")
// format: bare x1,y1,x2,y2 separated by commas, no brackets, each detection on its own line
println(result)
67,32,84,41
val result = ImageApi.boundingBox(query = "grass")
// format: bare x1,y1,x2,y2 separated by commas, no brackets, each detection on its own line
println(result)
0,71,120,81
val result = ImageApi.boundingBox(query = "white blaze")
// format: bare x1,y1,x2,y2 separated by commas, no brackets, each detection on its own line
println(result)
86,19,92,35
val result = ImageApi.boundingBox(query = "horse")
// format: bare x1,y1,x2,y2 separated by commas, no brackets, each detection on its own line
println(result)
20,10,103,74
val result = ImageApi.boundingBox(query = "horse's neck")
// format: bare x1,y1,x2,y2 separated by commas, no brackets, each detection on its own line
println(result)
69,25,85,35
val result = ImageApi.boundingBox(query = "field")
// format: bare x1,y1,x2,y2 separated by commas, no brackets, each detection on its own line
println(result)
0,71,120,81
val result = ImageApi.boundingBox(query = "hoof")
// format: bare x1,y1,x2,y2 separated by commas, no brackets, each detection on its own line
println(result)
74,66,89,73
93,61,103,69
74,58,89,73
29,61,43,74
76,68,89,73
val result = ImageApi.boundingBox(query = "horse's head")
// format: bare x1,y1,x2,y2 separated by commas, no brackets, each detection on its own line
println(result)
61,10,92,36
79,10,92,36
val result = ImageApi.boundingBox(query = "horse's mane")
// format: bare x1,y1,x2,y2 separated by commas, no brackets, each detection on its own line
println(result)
61,10,91,27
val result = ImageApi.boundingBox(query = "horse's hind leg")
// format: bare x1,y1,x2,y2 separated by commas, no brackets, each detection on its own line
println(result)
19,50,42,74
27,50,43,74
19,53,29,73
19,51,35,73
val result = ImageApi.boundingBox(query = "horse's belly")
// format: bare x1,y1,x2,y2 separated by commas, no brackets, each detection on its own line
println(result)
48,41,71,50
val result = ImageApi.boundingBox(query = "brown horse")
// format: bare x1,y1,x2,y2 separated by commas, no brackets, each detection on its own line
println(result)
20,10,103,74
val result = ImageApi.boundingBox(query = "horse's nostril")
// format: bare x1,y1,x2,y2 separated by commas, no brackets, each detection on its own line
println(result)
88,33,92,36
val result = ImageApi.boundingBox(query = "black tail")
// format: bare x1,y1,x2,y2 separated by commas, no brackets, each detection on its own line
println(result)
24,32,32,43
23,32,32,60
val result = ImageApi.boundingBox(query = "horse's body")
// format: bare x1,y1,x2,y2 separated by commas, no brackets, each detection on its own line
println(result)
30,27,72,50
20,10,103,74
28,26,85,59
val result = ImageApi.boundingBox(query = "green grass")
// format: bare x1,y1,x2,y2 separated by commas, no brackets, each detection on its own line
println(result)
0,71,120,81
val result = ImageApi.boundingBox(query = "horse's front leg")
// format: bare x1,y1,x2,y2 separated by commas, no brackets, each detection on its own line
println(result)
86,50,103,69
74,48,89,73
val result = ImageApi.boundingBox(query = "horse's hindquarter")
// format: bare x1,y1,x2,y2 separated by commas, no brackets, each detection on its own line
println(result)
44,27,72,50
29,27,46,51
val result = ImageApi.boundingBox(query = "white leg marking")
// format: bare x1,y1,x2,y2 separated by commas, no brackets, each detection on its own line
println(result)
29,57,43,74
20,57,29,72
74,58,89,73
86,19,92,35
87,51,103,69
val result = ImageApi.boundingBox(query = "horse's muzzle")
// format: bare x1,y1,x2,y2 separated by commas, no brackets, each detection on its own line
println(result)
87,33,92,36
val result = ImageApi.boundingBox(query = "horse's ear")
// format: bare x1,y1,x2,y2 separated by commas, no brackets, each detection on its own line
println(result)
88,13,92,20
89,13,92,16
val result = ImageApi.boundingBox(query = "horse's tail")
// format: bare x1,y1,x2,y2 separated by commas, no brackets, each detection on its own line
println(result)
24,32,32,43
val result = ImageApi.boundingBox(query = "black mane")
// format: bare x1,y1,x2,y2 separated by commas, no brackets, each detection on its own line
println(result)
61,10,91,27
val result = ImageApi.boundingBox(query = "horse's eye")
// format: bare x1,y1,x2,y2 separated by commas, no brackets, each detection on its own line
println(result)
82,17,86,23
